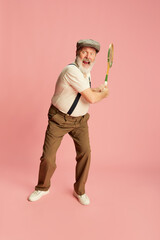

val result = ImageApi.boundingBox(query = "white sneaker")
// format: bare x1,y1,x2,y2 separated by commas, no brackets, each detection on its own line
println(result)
28,190,49,202
73,191,90,205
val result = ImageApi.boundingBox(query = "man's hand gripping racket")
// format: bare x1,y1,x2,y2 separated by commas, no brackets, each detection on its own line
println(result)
105,43,114,86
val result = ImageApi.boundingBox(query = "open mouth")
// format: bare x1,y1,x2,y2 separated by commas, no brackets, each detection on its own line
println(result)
82,60,90,65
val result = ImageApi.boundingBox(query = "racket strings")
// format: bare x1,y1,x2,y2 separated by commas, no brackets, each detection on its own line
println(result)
108,44,114,68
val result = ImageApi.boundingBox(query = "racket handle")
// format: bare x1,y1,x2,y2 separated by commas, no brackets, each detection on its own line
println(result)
105,74,108,86
105,63,110,86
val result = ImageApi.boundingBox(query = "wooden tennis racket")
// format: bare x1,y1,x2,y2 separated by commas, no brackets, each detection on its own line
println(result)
105,43,114,86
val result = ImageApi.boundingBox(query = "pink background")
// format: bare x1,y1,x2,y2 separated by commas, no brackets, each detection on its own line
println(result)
1,0,160,239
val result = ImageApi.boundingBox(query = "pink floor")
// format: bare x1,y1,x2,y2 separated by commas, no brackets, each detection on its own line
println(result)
1,154,160,240
1,0,160,239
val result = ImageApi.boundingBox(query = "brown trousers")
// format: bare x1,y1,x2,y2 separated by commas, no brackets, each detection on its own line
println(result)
35,105,91,195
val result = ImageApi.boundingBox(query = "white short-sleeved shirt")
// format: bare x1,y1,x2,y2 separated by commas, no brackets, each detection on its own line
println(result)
51,63,91,117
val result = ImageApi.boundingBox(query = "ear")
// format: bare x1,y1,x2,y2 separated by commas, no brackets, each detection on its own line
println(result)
76,49,80,56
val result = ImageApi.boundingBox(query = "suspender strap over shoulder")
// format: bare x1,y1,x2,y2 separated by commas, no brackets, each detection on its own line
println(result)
67,63,91,116
67,63,81,115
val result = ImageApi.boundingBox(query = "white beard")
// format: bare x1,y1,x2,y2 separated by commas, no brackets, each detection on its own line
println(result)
75,56,95,75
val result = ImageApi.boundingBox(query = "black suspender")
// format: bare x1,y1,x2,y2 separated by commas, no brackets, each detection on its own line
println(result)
67,63,91,115
67,92,81,115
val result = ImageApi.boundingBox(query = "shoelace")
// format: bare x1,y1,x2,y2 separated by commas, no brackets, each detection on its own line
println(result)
80,194,87,199
34,190,41,195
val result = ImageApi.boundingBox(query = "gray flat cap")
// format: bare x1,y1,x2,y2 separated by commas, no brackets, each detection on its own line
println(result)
76,39,100,53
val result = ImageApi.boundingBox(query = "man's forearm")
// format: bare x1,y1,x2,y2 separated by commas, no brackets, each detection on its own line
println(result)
92,83,105,93
81,87,109,104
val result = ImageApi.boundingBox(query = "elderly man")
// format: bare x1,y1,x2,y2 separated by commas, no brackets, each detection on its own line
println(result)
28,39,109,205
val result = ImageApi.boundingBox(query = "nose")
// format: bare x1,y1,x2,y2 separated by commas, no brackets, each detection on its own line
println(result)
85,52,90,59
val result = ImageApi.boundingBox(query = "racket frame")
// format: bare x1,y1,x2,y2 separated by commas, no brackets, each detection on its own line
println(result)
105,43,114,86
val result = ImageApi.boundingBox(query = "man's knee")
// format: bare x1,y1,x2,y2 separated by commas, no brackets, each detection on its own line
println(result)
40,156,56,169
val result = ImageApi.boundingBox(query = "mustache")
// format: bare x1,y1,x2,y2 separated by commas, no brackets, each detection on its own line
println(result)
82,58,91,63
